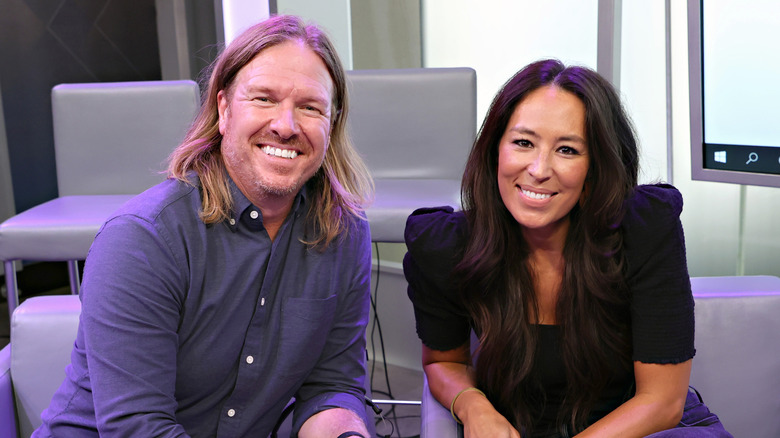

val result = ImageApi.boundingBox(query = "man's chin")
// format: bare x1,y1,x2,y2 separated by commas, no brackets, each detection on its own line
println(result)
256,178,304,198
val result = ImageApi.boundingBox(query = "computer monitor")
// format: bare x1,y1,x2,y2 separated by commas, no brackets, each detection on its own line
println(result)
688,0,780,188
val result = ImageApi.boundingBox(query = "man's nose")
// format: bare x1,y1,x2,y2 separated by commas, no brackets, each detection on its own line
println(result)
269,104,300,139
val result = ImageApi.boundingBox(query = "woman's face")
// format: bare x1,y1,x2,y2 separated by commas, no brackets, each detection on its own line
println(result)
496,85,590,237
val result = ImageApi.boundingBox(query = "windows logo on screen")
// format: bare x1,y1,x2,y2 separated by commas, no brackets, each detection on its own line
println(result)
714,150,727,163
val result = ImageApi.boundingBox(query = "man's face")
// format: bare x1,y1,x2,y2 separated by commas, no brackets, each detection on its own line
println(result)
217,40,334,206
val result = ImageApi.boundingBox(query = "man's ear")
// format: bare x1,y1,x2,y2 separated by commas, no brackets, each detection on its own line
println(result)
217,90,228,135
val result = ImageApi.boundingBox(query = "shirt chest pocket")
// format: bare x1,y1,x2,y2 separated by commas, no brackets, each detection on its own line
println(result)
277,295,338,377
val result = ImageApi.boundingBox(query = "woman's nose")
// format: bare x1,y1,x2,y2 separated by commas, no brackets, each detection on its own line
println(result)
527,151,552,180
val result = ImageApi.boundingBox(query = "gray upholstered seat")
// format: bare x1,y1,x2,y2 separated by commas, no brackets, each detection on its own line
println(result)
345,68,477,243
0,295,80,437
419,275,780,438
0,80,200,319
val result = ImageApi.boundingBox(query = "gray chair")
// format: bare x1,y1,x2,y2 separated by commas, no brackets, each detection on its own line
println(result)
0,295,80,437
0,80,200,319
345,67,477,243
419,275,780,438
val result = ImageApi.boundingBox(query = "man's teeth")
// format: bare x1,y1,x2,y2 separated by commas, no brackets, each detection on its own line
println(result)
262,145,298,159
522,189,552,200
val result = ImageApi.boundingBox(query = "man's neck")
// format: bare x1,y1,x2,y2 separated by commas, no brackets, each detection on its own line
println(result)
225,170,300,241
255,195,294,241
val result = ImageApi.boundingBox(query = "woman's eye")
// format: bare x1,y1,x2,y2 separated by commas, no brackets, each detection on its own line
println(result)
558,146,579,155
513,139,532,147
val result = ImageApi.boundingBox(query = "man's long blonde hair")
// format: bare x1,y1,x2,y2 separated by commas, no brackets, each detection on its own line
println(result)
168,15,373,248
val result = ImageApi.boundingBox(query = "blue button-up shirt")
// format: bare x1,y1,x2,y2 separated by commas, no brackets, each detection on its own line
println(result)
37,175,372,437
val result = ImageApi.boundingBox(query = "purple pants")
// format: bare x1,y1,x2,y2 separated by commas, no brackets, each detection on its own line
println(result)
644,387,732,437
513,387,733,438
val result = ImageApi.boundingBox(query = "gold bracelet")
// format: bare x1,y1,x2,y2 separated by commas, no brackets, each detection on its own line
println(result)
449,386,486,424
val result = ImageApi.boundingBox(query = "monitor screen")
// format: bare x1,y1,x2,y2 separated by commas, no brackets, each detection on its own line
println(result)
688,0,780,187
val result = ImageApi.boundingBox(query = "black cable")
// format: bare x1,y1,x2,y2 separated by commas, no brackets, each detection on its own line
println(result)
369,242,408,438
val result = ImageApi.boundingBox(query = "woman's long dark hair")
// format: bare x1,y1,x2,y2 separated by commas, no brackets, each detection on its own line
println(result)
456,59,639,434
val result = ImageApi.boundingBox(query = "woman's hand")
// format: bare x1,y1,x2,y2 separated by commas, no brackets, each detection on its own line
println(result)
422,343,521,438
456,389,521,438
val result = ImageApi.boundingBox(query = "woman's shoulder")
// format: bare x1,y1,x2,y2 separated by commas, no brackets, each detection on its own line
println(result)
621,184,687,272
623,183,683,229
404,206,468,259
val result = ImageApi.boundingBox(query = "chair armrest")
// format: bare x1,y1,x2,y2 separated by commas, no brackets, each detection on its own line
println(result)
11,295,81,437
421,373,460,438
0,344,19,438
690,275,780,438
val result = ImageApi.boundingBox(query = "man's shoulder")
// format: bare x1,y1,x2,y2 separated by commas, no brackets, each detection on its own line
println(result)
330,213,371,252
109,177,200,225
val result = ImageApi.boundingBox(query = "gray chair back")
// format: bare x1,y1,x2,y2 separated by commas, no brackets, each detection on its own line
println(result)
52,80,200,196
346,68,477,242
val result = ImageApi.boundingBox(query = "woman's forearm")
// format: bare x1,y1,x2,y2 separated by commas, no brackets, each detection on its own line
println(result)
575,392,684,438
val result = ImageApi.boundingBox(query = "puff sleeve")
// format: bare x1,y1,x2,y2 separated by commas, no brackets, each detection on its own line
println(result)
622,184,696,364
403,207,472,351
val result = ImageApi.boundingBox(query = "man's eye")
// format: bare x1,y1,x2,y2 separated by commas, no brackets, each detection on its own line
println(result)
302,105,324,114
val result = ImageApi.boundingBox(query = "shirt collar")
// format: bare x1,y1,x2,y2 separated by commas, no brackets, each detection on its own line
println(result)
225,175,308,233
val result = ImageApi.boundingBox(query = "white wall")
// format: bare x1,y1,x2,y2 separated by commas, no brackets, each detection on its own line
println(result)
277,0,353,68
422,0,598,127
220,0,353,68
220,0,271,44
619,1,668,184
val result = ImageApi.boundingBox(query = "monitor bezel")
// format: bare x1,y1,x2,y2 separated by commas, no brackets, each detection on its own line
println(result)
688,0,780,188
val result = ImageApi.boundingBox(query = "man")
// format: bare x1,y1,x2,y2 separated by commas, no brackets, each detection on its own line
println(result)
36,15,374,438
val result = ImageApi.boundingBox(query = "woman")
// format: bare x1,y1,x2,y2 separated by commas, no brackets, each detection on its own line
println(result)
403,59,731,437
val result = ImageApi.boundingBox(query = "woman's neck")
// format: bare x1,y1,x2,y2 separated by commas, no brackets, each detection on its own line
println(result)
523,220,569,325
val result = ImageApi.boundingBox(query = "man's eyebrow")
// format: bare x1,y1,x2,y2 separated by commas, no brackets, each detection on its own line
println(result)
244,84,331,107
244,84,272,94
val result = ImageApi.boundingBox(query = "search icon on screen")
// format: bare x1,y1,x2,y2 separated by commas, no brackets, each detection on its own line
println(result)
746,152,759,165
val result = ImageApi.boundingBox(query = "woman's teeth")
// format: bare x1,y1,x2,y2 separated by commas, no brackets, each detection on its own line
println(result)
522,189,552,200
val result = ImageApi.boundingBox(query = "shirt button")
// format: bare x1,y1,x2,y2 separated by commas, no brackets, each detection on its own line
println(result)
227,408,236,417
260,297,265,306
246,355,254,364
250,210,259,219
229,218,236,226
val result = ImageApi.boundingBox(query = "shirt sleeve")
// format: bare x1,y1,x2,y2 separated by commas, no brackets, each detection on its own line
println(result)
80,214,191,437
403,207,472,351
291,217,372,433
623,184,696,364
